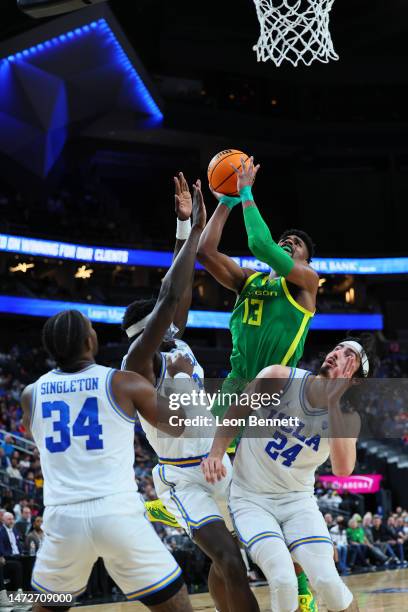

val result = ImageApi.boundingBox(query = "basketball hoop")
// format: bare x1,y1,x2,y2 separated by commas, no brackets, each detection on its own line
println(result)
252,0,339,67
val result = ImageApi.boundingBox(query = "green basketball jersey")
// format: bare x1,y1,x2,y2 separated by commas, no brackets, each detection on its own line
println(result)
229,271,314,381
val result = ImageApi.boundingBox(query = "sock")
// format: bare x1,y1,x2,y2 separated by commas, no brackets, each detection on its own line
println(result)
297,571,309,595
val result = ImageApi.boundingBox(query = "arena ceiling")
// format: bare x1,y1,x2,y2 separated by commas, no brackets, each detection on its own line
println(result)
1,0,408,81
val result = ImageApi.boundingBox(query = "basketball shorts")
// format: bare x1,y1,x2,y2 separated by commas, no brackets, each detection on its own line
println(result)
153,454,232,537
229,487,333,557
32,491,181,600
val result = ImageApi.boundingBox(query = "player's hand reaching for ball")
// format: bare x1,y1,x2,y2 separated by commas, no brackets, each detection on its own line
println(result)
174,172,192,221
192,179,207,230
231,156,260,191
201,454,227,484
208,184,225,202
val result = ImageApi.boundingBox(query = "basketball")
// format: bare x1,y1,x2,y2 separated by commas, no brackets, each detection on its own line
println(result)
208,149,249,196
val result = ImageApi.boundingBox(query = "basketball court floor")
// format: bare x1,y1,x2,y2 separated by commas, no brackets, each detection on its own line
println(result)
78,568,408,611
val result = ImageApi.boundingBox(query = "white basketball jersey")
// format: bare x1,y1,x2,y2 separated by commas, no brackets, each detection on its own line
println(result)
122,339,212,460
31,364,137,506
232,368,330,496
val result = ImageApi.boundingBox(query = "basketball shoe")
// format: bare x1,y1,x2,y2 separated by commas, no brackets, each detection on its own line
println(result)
144,499,181,528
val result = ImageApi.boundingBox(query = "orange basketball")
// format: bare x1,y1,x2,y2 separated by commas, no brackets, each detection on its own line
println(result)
208,149,249,196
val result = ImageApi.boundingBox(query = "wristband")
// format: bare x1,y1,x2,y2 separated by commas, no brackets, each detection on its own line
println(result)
219,195,241,209
239,185,254,202
174,372,191,379
176,218,191,240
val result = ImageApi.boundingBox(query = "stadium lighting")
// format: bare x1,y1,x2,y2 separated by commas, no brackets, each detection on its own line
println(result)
0,296,384,331
9,262,35,273
75,265,93,279
0,18,163,121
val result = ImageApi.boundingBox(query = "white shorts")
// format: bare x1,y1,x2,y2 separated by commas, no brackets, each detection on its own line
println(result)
229,487,333,556
153,454,232,537
32,491,181,600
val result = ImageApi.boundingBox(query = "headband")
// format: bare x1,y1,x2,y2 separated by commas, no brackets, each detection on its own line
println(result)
340,340,369,377
125,314,150,339
125,316,179,342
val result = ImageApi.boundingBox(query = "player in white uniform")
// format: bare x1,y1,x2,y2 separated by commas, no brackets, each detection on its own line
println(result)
202,337,375,612
121,174,259,612
20,310,194,612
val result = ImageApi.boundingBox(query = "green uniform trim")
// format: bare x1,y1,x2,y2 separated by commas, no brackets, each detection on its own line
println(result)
280,278,314,366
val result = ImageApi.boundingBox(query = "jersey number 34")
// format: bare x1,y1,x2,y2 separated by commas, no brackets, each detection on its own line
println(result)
42,398,103,453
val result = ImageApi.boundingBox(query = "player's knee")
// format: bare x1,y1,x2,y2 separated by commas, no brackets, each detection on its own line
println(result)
313,571,353,611
215,548,247,579
251,541,297,611
274,572,298,592
269,572,298,612
210,542,246,579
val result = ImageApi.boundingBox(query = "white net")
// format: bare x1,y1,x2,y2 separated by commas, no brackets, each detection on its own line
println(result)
253,0,339,67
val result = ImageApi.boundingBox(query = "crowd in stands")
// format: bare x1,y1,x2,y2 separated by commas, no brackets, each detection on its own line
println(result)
324,510,408,575
0,189,137,246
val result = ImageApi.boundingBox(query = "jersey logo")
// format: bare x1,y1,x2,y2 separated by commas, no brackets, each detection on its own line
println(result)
248,289,278,297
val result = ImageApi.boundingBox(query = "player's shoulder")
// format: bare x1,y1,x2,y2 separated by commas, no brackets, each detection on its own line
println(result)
291,367,313,378
112,367,144,384
256,364,292,379
20,382,35,406
242,268,265,284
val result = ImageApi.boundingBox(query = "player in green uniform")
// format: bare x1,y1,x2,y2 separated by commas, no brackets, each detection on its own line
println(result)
198,156,318,411
198,156,320,612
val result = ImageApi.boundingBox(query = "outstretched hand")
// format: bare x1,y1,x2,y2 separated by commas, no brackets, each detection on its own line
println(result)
231,156,260,192
192,179,207,230
208,184,224,202
201,455,227,484
174,172,192,221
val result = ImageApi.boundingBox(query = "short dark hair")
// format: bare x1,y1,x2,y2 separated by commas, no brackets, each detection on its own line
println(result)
341,333,378,379
122,297,157,338
42,310,89,370
279,229,315,262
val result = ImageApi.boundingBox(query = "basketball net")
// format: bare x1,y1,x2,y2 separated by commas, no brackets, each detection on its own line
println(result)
252,0,339,67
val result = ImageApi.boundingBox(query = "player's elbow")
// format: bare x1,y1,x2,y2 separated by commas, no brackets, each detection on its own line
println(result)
332,463,354,477
196,248,207,264
197,240,214,262
247,235,259,255
248,237,270,263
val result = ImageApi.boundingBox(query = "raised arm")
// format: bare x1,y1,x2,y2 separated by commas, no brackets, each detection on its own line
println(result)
327,357,361,477
172,172,194,337
125,180,206,375
235,157,319,295
197,189,251,293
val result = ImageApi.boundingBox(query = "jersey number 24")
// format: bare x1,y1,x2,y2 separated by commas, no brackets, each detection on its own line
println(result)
265,431,302,467
42,398,103,453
